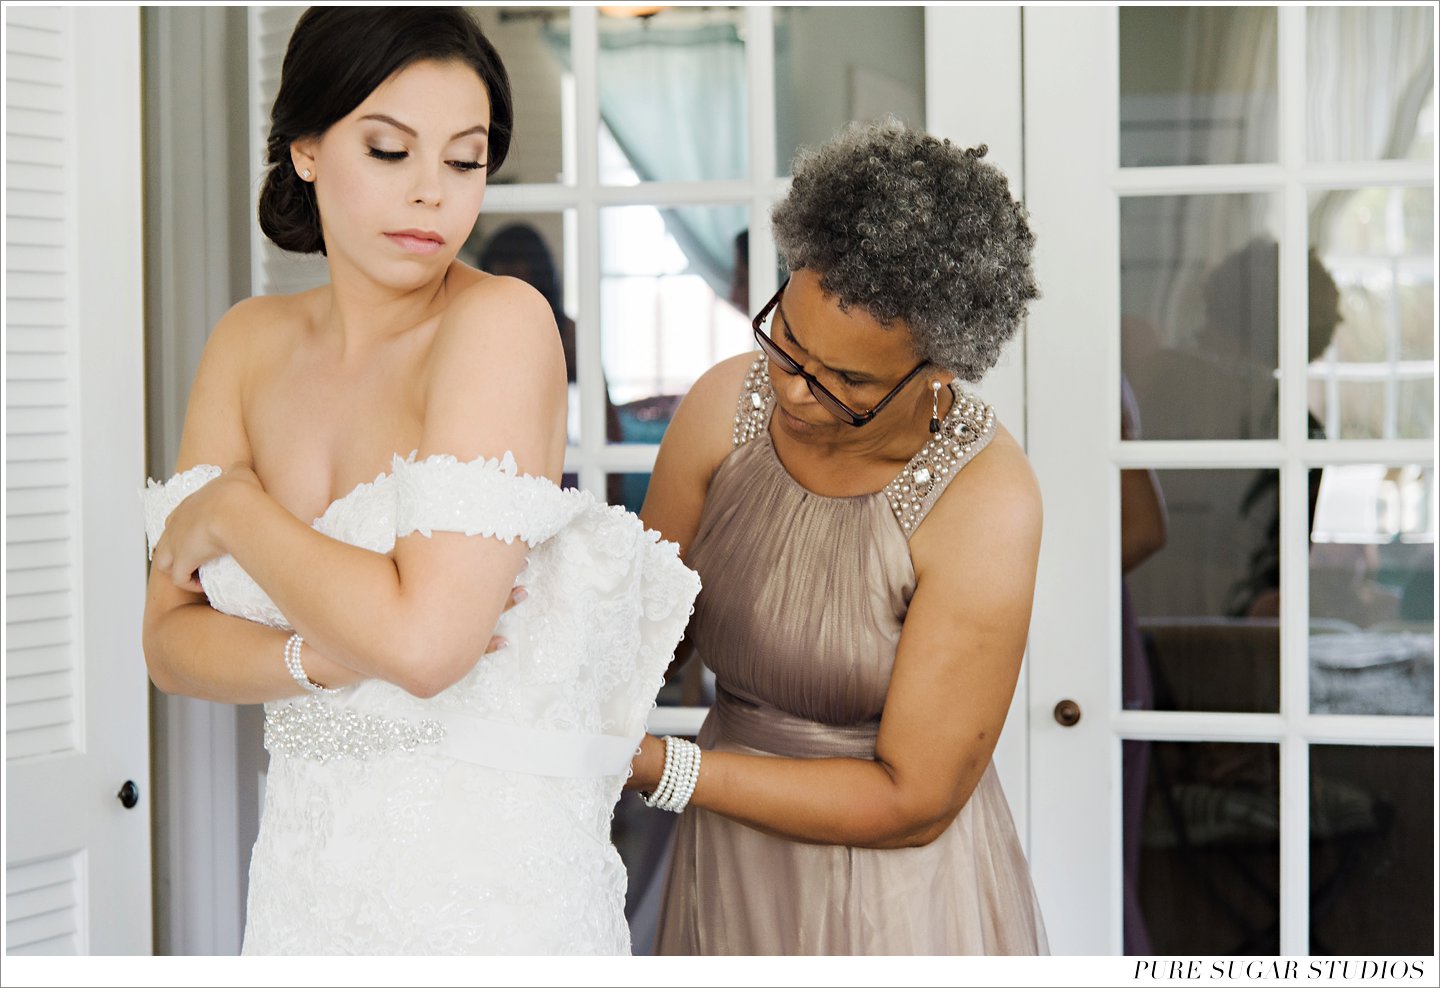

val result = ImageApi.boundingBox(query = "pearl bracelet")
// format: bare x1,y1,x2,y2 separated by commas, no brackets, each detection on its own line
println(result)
643,736,702,813
284,633,341,696
650,735,678,807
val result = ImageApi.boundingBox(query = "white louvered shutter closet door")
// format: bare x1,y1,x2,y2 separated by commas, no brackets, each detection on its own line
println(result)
4,6,149,955
249,6,327,298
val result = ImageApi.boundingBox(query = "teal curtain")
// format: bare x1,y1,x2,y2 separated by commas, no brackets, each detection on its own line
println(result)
545,18,748,296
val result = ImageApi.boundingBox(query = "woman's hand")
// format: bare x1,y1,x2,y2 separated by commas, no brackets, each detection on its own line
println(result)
624,733,666,792
151,462,264,593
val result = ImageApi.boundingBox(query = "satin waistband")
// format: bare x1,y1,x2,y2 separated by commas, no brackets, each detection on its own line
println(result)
434,710,640,778
264,697,640,778
710,686,878,760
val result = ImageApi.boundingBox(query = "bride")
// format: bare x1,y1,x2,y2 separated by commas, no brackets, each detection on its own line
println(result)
141,7,699,955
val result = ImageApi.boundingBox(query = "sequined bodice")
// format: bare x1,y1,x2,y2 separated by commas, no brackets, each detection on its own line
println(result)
731,355,996,536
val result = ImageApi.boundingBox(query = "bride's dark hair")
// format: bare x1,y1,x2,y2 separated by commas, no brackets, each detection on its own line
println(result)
258,7,513,256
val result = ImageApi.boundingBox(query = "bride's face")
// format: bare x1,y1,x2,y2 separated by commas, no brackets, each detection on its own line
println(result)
294,58,493,288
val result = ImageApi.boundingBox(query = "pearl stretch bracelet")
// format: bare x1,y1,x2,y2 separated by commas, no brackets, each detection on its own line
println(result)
284,633,342,695
650,735,678,807
643,736,702,813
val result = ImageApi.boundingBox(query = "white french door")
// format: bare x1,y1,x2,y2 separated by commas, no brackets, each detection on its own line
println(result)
1023,6,1434,955
4,6,151,955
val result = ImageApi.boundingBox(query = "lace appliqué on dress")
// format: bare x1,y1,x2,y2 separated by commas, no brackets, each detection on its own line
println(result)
393,450,581,547
141,464,221,559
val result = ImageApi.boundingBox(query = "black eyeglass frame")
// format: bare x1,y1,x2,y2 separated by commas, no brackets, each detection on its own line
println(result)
751,278,930,428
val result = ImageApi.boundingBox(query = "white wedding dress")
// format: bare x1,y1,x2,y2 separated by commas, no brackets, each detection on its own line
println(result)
142,452,701,955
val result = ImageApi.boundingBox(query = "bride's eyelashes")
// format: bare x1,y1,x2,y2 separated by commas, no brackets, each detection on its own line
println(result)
366,146,486,172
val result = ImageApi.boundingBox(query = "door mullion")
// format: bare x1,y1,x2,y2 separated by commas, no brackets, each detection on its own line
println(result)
568,6,606,497
1277,4,1311,957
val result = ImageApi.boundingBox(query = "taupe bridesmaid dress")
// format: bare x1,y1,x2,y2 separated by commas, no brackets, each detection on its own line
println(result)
654,355,1048,955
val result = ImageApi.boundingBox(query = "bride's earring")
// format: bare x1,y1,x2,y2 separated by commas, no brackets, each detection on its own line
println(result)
300,168,312,181
929,381,942,434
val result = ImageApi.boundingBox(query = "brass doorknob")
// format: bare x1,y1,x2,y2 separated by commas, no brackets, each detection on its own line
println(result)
1053,699,1081,727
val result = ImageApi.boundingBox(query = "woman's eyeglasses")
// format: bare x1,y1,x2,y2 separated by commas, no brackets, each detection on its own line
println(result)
751,278,928,428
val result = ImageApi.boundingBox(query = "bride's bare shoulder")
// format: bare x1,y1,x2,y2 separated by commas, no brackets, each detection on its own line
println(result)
213,288,322,348
437,271,562,365
444,269,551,325
193,288,324,383
176,290,322,469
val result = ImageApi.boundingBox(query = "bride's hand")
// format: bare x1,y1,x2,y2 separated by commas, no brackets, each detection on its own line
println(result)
485,583,528,655
151,461,264,592
623,733,666,792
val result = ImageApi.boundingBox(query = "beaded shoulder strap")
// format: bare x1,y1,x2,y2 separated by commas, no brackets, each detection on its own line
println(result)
884,386,996,538
732,353,775,447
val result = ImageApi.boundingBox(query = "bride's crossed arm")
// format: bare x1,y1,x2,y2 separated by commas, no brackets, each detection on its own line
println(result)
143,278,566,703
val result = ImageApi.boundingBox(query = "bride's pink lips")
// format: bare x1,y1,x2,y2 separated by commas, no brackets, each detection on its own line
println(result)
384,229,445,255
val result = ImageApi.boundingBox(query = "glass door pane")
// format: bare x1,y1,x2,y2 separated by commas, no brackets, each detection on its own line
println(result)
1119,6,1278,167
1125,469,1282,714
1309,464,1434,716
1306,6,1436,163
1308,744,1434,954
598,203,751,452
595,6,748,185
773,6,925,174
472,6,574,185
1307,187,1434,441
1121,194,1281,441
1125,741,1281,954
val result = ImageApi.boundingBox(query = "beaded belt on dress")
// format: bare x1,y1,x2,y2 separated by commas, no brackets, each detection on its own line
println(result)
711,685,879,760
264,696,641,778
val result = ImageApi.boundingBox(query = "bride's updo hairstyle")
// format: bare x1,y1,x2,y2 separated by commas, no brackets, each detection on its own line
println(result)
258,7,513,256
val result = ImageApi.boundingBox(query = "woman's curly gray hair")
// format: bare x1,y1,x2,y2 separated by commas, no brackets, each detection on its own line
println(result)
771,118,1038,381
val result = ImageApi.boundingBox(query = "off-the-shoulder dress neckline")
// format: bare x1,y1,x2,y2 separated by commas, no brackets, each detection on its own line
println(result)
174,449,569,530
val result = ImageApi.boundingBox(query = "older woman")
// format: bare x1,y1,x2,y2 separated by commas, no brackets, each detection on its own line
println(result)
628,119,1048,954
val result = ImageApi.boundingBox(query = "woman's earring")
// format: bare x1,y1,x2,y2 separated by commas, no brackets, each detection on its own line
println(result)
300,168,312,181
929,381,942,434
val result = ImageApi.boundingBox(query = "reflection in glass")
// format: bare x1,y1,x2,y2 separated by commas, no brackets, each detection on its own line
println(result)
595,6,747,185
1309,465,1434,716
465,212,587,446
1119,7,1278,167
1125,470,1281,714
1124,741,1280,954
599,204,752,447
773,6,925,175
607,473,651,519
1309,745,1434,954
1121,195,1282,441
1306,7,1435,163
1308,187,1434,440
471,7,572,185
